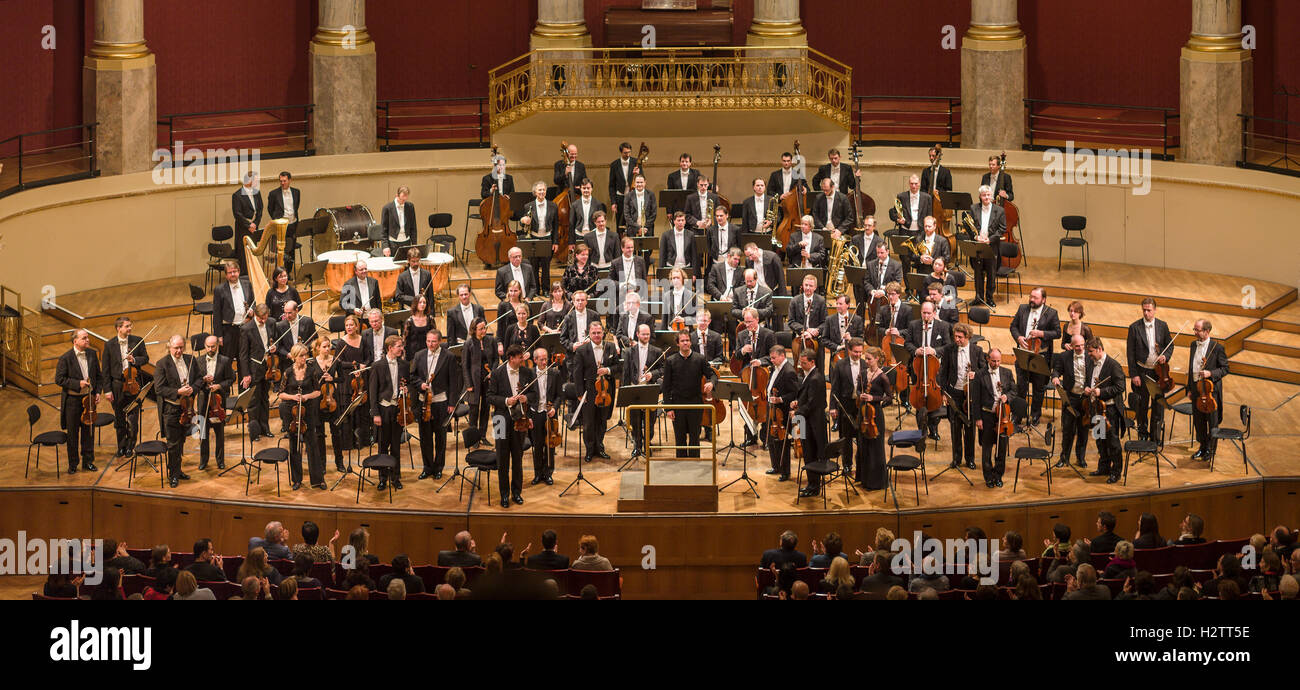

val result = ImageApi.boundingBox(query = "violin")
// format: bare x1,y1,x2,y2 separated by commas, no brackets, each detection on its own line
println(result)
594,371,613,408
860,398,878,439
178,391,195,427
744,363,769,422
420,364,436,422
80,390,99,427
546,402,562,448
205,380,227,424
996,399,1016,437
1024,335,1042,356
702,375,726,427
287,398,307,435
770,405,788,442
1194,377,1218,414
123,362,141,398
908,350,942,412
263,349,281,383
396,386,416,427
319,377,337,415
349,362,367,405
1081,375,1112,432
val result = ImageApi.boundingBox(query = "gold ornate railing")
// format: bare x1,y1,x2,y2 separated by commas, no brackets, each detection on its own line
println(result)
488,47,852,131
1,286,42,387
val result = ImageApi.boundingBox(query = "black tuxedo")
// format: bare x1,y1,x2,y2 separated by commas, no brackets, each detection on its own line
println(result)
610,254,648,296
660,288,697,332
968,202,1007,301
583,230,620,266
794,366,829,488
380,200,418,250
939,341,986,465
553,159,588,192
911,231,950,273
622,342,664,453
971,366,1019,484
1052,348,1092,465
54,347,102,469
239,319,281,437
521,199,559,288
487,363,537,497
658,229,698,274
340,276,383,315
154,354,197,478
560,308,601,353
920,165,952,194
864,257,904,299
730,284,774,324
784,230,827,268
685,191,724,230
789,293,828,340
827,356,871,479
572,340,619,459
1009,304,1062,421
688,327,725,362
213,278,255,362
528,364,564,480
1187,339,1229,455
412,346,460,475
980,171,1014,201
811,192,853,232
102,335,150,455
874,300,913,338
193,352,235,467
569,197,606,238
445,302,484,347
1084,354,1126,476
741,194,780,234
266,186,302,271
231,187,263,273
525,550,570,570
1126,317,1172,438
706,262,744,302
768,168,806,197
661,350,717,457
890,191,934,232
275,316,319,360
608,157,638,210
667,168,700,191
610,310,654,349
360,326,400,364
706,223,741,266
494,262,538,301
746,249,786,295
480,173,514,199
812,163,856,193
765,361,801,476
622,189,657,237
394,267,434,309
732,327,776,368
904,318,952,435
369,356,411,479
820,312,864,354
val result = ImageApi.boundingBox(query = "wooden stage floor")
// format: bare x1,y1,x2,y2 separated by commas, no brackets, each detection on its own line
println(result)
7,257,1300,517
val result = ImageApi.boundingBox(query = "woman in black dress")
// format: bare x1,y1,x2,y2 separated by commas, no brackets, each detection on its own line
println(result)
462,317,498,440
1061,300,1094,350
539,282,569,334
332,314,367,470
311,338,347,477
561,243,599,298
403,294,433,361
500,304,539,363
265,267,301,322
495,280,527,341
856,346,894,490
279,343,324,490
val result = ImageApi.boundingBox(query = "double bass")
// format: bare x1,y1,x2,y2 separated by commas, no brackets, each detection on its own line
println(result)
475,145,517,267
846,144,876,227
995,151,1022,270
775,139,807,250
551,140,573,262
928,144,956,257
709,144,730,218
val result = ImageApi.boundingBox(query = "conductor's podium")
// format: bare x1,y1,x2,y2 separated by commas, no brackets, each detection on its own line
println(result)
616,403,720,513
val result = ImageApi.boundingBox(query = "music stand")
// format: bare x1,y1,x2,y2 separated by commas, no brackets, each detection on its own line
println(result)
693,234,708,265
844,265,868,293
904,272,930,301
517,238,552,272
739,233,772,251
383,309,411,330
1052,383,1089,481
813,229,832,247
559,397,605,498
507,192,534,222
932,387,975,486
958,239,996,307
525,299,545,318
652,330,680,351
296,259,328,298
632,234,657,264
532,333,562,358
770,295,791,326
1137,377,1178,471
712,379,754,466
658,189,689,215
217,387,256,484
939,191,972,220
294,215,330,260
117,382,156,482
330,391,374,493
615,383,661,471
786,268,825,293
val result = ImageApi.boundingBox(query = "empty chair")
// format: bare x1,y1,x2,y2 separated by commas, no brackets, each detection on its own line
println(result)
26,404,67,479
1013,422,1055,494
187,284,213,342
1210,405,1252,475
1058,215,1089,271
996,242,1022,300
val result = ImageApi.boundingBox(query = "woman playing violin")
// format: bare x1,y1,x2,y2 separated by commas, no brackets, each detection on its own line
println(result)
857,346,893,490
279,343,324,490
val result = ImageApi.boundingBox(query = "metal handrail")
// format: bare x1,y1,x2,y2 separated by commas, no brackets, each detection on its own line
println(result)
1024,98,1178,160
1238,113,1300,176
0,123,98,198
157,104,314,159
376,97,489,150
854,95,960,146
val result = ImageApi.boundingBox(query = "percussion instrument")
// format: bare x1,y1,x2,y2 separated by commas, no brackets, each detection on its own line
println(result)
319,249,369,294
422,252,454,295
314,205,376,252
365,256,401,300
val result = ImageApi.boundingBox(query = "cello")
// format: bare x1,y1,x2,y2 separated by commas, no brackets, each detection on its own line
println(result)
775,139,807,251
995,151,1022,270
475,145,517,268
744,363,769,423
908,349,942,414
551,140,573,262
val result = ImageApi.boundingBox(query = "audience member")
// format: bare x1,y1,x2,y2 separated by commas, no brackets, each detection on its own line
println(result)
378,554,426,594
999,531,1027,561
1169,514,1206,545
173,570,215,600
386,579,406,600
1042,523,1071,558
342,561,376,591
1063,564,1110,600
237,546,284,585
580,584,599,600
348,527,380,565
143,545,173,580
760,530,808,569
346,585,369,600
810,532,847,568
860,552,904,595
90,567,124,600
789,581,811,600
44,572,81,598
186,539,226,582
435,583,456,600
885,585,907,600
102,540,145,574
291,521,338,562
524,529,570,570
249,521,292,561
817,556,854,594
438,531,483,567
446,566,469,596
1012,575,1042,600
909,556,950,593
1155,566,1194,600
1103,541,1138,580
1089,511,1120,555
571,535,614,571
278,577,299,600
1132,513,1165,549
290,553,321,589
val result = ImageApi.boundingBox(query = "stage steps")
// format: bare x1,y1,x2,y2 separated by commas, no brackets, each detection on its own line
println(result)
1227,349,1300,386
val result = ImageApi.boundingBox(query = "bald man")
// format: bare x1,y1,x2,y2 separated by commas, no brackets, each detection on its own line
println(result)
54,329,102,473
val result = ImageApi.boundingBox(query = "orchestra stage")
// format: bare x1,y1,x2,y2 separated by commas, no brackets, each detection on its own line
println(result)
3,257,1300,598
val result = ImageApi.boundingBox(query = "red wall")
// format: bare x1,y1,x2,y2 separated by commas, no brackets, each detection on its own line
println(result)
0,0,85,145
145,0,313,116
1245,0,1300,128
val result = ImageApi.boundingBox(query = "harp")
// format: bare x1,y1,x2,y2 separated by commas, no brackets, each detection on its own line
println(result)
243,217,289,298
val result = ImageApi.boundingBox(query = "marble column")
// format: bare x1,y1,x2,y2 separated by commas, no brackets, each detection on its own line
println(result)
82,0,156,175
310,0,377,155
960,0,1026,151
530,0,591,50
746,0,807,48
1180,0,1251,166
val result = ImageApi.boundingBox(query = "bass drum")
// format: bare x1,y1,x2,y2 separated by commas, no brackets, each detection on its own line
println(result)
314,205,376,253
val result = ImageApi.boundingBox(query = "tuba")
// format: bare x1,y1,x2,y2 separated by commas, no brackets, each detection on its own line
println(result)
825,235,859,303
